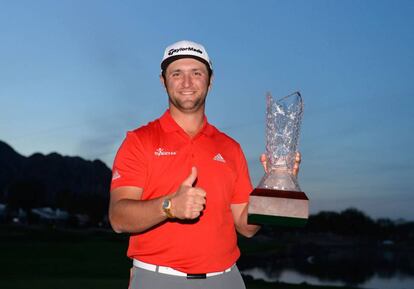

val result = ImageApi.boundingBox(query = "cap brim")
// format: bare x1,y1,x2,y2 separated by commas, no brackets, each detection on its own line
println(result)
161,55,212,71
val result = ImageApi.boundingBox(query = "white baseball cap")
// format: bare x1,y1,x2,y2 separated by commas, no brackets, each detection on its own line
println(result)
161,40,213,71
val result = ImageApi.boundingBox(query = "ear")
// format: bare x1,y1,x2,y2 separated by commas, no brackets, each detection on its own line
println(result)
160,74,166,88
208,74,214,91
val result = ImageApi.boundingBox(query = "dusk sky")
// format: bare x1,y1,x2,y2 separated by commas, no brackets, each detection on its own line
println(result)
1,0,413,220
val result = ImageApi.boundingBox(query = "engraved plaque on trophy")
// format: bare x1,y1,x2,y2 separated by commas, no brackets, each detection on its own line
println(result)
248,91,309,227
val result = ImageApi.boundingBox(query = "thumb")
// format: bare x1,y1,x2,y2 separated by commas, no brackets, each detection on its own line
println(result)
182,166,197,187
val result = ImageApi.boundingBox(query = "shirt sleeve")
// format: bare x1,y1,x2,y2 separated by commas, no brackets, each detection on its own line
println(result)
231,144,253,204
110,131,148,191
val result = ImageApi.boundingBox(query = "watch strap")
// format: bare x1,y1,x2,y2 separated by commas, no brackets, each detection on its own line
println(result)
163,198,174,218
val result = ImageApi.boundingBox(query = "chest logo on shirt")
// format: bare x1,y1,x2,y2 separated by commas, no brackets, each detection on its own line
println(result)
112,169,121,180
213,153,226,163
154,148,177,157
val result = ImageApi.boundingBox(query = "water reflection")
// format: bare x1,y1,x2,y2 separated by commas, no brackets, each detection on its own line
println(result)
238,244,414,289
241,268,414,289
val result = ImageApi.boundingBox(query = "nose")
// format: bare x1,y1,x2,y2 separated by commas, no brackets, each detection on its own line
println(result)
182,73,192,87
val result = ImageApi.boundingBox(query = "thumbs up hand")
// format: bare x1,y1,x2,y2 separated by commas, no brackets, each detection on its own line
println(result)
170,167,206,220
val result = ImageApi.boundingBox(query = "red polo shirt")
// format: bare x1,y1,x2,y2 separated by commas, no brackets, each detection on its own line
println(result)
111,110,252,273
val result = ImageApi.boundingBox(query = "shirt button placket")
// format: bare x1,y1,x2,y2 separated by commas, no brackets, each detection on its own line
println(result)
190,140,195,164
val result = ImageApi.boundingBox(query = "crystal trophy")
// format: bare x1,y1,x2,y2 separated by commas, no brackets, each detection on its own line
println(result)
248,91,309,226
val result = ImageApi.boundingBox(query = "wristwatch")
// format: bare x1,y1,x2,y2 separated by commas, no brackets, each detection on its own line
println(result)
162,198,174,218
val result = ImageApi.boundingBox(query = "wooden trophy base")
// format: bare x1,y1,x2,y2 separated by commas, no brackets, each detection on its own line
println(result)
248,188,309,227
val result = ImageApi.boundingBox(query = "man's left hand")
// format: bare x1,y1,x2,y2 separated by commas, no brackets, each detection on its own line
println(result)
260,152,301,176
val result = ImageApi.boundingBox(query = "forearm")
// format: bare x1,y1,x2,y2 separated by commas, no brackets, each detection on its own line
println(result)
109,196,168,234
232,203,261,238
109,169,206,234
237,223,261,238
237,208,261,238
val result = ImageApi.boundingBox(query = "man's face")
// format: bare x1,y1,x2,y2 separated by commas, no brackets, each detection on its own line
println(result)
161,58,212,113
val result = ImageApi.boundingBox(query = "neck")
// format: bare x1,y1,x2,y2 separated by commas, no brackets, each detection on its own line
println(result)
169,107,205,137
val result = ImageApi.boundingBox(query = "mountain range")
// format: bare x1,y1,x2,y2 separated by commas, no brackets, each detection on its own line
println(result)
0,140,111,220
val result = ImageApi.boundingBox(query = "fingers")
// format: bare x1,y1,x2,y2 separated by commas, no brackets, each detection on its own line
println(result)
187,210,203,219
295,151,301,163
293,151,301,177
260,153,268,173
260,152,301,176
182,166,197,187
176,191,206,219
292,164,299,176
172,167,206,220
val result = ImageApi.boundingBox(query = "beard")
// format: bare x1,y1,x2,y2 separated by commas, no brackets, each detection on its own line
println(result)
169,96,206,112
167,89,208,113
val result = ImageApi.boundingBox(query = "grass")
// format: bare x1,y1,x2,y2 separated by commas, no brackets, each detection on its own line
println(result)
1,224,130,289
2,279,126,289
0,224,363,289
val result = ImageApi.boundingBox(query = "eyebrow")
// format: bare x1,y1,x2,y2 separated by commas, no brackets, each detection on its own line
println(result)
169,68,205,74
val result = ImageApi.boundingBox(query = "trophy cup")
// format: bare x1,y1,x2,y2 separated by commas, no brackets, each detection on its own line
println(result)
248,91,309,227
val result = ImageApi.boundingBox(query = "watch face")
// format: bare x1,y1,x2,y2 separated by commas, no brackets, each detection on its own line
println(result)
163,199,170,209
162,198,174,218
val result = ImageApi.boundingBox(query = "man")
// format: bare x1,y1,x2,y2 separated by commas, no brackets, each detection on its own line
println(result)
109,40,299,289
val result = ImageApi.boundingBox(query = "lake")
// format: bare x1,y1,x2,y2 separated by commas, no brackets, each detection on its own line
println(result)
242,267,414,289
239,243,414,289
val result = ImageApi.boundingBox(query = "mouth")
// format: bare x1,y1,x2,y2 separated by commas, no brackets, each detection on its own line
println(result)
179,90,197,95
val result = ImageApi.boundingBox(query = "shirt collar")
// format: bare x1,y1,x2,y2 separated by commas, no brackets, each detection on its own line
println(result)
159,109,216,137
